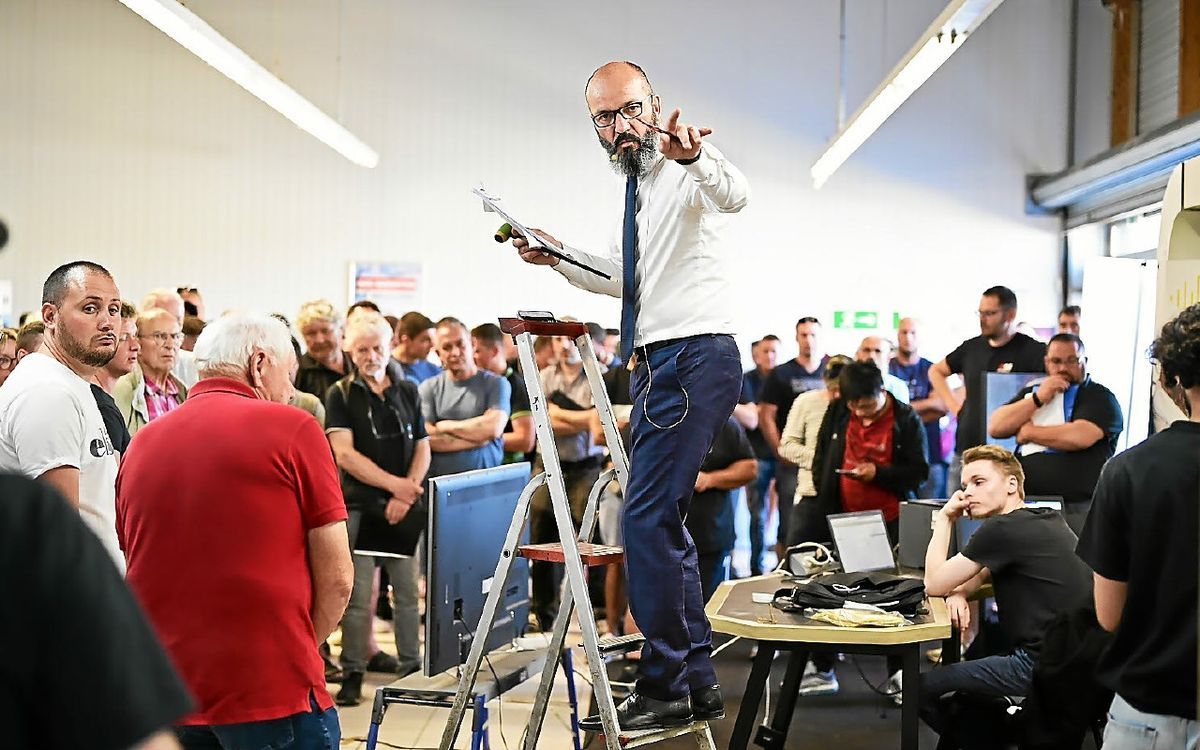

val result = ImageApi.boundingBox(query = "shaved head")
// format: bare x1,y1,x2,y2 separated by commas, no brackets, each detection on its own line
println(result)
585,61,653,100
585,61,660,178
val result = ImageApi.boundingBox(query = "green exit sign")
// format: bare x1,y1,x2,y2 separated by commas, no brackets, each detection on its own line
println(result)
832,311,902,330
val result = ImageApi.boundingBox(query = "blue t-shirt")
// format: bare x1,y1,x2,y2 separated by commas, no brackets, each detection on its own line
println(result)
395,357,442,386
889,357,944,463
418,370,511,477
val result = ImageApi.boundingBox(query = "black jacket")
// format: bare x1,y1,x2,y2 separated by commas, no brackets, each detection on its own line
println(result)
812,395,929,509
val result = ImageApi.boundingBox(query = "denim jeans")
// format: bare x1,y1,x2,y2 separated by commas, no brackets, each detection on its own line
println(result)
918,461,948,499
176,695,340,750
920,649,1035,734
947,452,963,496
744,457,776,575
696,550,731,604
1104,693,1200,750
342,510,420,675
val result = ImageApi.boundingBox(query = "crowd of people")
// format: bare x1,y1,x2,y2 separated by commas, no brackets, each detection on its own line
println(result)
0,259,1194,750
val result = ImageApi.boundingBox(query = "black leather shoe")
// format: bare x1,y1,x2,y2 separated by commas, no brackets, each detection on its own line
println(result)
366,651,400,673
336,672,364,707
579,691,693,732
691,684,725,721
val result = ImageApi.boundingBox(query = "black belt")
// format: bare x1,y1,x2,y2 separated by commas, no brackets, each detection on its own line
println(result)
635,333,728,358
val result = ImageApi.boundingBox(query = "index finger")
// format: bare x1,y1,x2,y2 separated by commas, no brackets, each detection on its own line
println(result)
666,107,681,133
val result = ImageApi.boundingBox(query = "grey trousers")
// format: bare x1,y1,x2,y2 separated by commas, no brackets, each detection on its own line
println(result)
341,510,421,676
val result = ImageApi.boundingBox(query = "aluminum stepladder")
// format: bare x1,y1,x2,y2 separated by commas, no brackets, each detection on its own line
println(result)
439,315,715,750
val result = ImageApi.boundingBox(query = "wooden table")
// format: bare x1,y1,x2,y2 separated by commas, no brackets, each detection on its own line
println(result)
706,573,951,750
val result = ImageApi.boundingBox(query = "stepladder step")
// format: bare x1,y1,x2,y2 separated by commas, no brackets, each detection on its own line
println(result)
517,542,624,566
583,632,646,657
613,721,717,749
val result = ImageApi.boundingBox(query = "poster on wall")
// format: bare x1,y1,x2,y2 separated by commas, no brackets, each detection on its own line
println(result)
348,262,423,317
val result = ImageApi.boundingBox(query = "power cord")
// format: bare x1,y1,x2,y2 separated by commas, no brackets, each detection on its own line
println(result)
341,738,438,750
453,616,512,750
847,655,901,698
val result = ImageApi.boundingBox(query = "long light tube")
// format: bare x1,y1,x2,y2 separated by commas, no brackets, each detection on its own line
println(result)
117,0,380,168
810,0,1005,188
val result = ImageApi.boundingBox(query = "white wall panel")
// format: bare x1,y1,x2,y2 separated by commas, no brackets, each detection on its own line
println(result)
0,0,1070,363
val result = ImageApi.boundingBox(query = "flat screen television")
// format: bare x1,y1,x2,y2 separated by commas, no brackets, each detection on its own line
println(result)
424,462,532,677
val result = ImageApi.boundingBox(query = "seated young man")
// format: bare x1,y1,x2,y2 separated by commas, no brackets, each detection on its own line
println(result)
920,445,1093,734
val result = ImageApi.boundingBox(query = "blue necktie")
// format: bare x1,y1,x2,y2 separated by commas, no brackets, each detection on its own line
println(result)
619,175,638,363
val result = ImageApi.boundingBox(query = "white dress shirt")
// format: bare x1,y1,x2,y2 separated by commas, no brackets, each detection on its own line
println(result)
554,143,749,348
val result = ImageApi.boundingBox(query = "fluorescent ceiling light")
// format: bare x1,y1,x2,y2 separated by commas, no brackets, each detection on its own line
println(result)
117,0,379,168
810,0,1005,188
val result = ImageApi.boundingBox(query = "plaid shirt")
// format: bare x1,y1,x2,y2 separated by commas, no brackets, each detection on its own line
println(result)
144,376,182,422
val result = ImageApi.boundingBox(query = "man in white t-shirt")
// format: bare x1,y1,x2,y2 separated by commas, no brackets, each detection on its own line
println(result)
0,261,125,571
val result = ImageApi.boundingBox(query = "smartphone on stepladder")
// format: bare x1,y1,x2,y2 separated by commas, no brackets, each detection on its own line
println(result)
517,310,556,322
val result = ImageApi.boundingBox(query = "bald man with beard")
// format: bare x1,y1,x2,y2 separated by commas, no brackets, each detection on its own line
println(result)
509,60,749,731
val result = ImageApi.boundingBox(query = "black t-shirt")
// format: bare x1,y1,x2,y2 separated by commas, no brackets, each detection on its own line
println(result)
1076,421,1200,719
91,384,131,454
685,418,755,553
961,507,1092,655
0,474,193,749
604,363,633,407
945,333,1045,453
324,365,427,509
502,367,532,462
295,352,354,399
1010,377,1124,505
759,357,829,434
739,368,772,459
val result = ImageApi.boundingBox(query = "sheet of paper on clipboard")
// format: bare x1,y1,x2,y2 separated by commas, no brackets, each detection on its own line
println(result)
472,187,612,280
473,187,551,251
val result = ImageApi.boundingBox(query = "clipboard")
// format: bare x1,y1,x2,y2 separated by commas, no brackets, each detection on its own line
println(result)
473,187,612,280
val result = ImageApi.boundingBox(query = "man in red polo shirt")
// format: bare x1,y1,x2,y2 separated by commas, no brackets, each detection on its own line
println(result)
117,313,354,750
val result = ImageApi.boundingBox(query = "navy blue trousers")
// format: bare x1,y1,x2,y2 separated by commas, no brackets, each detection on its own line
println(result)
624,334,742,700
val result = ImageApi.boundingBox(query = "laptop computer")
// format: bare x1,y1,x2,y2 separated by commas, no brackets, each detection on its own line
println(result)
827,510,897,574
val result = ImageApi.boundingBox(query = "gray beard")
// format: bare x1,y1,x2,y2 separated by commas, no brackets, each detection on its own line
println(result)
600,132,659,179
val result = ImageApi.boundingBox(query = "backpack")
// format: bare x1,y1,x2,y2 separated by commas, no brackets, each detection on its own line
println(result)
772,572,927,616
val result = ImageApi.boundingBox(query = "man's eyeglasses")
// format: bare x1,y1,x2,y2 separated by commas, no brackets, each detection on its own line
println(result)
976,309,1004,318
591,99,648,129
1047,357,1083,366
140,332,184,345
0,355,14,370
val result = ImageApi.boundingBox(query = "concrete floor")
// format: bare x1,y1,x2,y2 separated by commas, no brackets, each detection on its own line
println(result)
330,621,946,750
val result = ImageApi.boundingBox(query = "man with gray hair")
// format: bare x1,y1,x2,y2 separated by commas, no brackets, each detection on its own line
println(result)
324,313,430,705
0,261,125,571
295,299,353,400
118,312,353,747
114,308,189,436
141,288,198,388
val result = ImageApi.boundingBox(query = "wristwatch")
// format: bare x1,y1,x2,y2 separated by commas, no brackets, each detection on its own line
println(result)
1030,391,1043,408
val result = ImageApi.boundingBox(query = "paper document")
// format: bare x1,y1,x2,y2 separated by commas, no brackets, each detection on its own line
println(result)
473,187,552,252
473,186,611,280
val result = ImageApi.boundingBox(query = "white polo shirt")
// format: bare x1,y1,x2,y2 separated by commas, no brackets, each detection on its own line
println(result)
0,353,123,573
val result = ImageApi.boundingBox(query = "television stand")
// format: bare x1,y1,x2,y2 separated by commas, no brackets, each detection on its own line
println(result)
365,642,583,750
